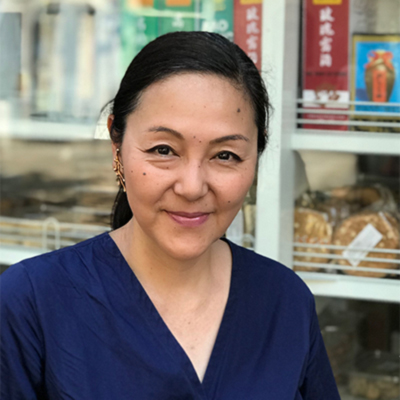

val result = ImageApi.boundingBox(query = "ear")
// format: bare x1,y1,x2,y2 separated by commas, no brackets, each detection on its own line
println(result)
107,114,114,134
109,115,119,162
111,141,119,163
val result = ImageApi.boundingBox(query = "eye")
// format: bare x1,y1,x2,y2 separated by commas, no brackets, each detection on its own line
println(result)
156,145,172,155
147,145,175,156
216,151,242,162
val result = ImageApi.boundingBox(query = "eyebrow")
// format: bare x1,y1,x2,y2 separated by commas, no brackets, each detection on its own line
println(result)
148,126,250,144
148,126,184,139
209,134,250,144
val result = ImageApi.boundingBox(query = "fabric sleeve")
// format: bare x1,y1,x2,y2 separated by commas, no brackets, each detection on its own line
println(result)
299,297,341,400
1,263,46,399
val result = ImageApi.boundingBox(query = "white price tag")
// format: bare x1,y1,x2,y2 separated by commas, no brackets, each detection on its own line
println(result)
343,223,383,267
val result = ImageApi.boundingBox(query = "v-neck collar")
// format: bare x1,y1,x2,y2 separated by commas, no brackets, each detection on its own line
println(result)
102,233,240,399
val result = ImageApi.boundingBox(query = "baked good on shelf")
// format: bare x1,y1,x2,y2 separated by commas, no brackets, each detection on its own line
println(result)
348,350,400,400
293,208,332,272
316,197,353,228
328,184,397,214
332,212,399,278
295,189,357,227
329,186,382,206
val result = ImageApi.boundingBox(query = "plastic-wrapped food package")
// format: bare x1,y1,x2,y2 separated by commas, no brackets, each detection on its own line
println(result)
332,212,399,278
348,350,400,400
294,184,399,277
295,190,355,228
327,185,398,215
293,207,333,272
297,184,398,222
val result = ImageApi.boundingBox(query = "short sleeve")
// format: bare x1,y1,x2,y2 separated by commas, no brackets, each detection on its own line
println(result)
299,297,341,400
1,263,46,399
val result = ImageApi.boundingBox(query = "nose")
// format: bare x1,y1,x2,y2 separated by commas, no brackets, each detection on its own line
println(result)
173,161,209,201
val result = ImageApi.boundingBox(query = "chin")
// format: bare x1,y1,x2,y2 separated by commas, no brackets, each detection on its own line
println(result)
159,235,218,261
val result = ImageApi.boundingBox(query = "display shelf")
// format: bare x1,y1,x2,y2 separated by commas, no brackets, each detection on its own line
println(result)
257,0,400,305
296,272,400,303
0,118,97,141
293,99,400,154
293,243,400,276
291,129,400,155
292,234,400,303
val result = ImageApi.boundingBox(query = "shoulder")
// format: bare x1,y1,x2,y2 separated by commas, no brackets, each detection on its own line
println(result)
1,232,112,302
227,239,314,307
226,240,318,360
1,262,35,312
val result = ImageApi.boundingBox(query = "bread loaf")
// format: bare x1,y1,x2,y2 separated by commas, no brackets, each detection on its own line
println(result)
333,212,399,278
293,208,332,272
329,186,382,206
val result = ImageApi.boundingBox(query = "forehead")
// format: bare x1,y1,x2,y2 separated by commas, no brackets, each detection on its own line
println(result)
142,72,247,97
128,73,255,127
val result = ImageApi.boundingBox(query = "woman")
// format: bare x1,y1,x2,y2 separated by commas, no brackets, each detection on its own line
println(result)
1,32,339,399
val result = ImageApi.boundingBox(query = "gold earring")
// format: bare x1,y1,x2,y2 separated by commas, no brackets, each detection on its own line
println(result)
113,148,126,192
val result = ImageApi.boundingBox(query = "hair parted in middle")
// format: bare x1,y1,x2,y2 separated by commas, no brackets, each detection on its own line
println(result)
108,31,271,229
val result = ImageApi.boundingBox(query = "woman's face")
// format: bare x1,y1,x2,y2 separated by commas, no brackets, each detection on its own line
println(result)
112,73,258,260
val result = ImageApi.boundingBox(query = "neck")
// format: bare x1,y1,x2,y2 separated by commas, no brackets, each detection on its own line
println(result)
111,219,221,303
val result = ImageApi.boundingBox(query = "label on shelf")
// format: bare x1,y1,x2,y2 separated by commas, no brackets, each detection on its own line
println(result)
313,0,342,4
343,223,383,267
234,0,262,70
302,0,350,129
351,34,400,133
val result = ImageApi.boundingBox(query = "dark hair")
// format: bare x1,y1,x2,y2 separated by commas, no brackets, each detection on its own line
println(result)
109,31,271,229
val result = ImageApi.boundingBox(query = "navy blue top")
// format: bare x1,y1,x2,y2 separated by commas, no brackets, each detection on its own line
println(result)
1,232,339,399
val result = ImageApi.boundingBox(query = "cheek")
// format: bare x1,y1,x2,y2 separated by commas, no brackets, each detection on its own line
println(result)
216,169,256,208
125,166,173,202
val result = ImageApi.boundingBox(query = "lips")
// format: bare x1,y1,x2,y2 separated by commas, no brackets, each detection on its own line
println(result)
166,211,210,227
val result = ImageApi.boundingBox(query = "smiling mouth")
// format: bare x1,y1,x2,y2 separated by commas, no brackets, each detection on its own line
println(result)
166,211,210,227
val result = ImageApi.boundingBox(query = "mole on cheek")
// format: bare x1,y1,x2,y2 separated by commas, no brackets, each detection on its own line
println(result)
143,172,146,176
228,201,231,203
237,108,241,113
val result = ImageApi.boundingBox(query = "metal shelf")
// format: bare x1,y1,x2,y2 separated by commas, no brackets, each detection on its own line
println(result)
292,242,400,302
0,217,109,266
291,129,400,155
292,100,400,155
